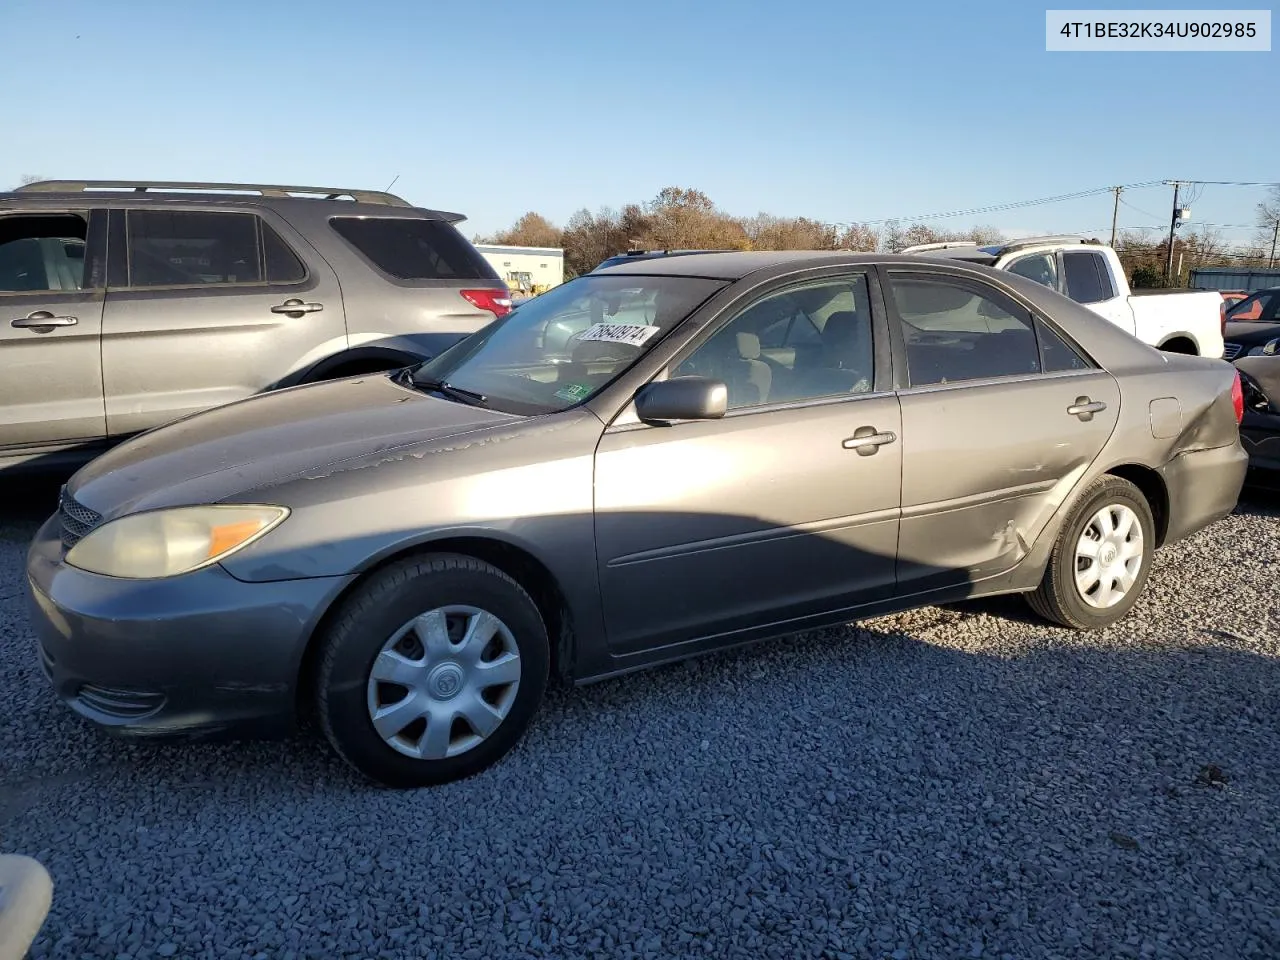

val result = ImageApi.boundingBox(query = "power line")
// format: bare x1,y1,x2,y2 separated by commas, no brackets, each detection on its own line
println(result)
846,180,1167,226
1169,179,1280,187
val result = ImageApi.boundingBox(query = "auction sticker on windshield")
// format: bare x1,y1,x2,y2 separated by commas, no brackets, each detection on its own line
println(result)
575,322,662,346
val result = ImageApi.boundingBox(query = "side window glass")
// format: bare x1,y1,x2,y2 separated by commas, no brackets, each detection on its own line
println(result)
1007,254,1058,290
263,222,307,284
127,211,262,287
890,276,1041,386
1035,316,1090,372
674,276,874,410
0,214,92,293
1062,251,1111,304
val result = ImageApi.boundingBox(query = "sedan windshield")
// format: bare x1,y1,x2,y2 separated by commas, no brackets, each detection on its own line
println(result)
410,273,728,414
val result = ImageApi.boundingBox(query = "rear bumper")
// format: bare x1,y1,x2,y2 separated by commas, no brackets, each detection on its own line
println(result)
1159,440,1249,544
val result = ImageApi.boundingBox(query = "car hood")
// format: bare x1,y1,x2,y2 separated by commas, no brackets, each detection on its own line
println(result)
67,375,519,518
1235,355,1280,405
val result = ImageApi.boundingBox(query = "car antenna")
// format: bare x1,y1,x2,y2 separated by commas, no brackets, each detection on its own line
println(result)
384,173,400,192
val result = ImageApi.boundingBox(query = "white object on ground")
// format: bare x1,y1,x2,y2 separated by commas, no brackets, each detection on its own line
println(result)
0,855,53,960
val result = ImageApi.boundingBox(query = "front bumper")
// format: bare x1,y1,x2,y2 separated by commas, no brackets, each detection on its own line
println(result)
1160,440,1249,545
24,514,353,740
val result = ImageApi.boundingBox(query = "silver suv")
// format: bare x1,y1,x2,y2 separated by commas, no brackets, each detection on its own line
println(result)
0,179,511,472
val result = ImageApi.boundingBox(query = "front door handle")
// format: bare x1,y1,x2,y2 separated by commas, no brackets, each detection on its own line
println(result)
11,311,78,329
1067,396,1107,421
843,426,897,456
270,299,323,316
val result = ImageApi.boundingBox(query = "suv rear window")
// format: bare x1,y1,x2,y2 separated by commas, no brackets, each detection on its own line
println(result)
330,217,498,281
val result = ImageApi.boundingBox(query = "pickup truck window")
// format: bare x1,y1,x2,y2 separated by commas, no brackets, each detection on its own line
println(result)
1062,251,1115,304
1007,253,1059,291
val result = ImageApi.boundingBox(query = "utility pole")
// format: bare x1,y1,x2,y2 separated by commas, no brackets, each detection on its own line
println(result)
1270,220,1279,269
1164,181,1182,285
1110,186,1123,247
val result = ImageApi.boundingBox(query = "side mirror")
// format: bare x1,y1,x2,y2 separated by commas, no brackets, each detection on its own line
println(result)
634,376,728,423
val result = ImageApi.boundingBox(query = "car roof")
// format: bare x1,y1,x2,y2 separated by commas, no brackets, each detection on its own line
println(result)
590,250,920,280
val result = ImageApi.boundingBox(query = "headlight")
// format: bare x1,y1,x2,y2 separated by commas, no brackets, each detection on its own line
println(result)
65,504,289,579
1263,338,1280,356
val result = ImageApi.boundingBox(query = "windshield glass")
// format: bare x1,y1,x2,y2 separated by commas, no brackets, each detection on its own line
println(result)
1226,291,1275,323
410,273,728,414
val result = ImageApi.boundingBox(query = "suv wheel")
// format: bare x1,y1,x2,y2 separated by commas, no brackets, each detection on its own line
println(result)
315,553,549,788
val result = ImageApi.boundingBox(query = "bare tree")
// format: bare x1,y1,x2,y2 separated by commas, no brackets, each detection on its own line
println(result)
18,173,45,186
1255,186,1280,267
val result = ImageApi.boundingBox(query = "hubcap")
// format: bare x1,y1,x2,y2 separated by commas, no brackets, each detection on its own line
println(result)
365,605,522,760
1074,503,1144,609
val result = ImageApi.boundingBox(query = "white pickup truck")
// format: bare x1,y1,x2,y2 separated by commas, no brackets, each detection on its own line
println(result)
903,236,1226,358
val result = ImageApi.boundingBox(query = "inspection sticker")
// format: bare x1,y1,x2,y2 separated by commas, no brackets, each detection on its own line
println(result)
574,322,661,347
554,383,594,402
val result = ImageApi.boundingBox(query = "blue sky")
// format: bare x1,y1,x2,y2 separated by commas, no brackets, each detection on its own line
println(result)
1,0,1274,249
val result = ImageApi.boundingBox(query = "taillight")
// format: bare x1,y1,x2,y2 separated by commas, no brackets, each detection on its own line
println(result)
461,288,512,319
1231,370,1244,424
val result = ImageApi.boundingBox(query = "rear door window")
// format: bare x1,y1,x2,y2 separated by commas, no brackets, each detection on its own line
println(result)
330,217,499,281
127,210,262,286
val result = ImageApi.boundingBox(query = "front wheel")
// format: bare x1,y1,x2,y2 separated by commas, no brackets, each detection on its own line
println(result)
1026,475,1155,630
315,554,550,788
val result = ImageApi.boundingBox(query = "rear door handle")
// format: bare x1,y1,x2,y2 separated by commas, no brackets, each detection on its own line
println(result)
1067,396,1107,421
271,299,323,316
843,426,897,455
11,311,78,329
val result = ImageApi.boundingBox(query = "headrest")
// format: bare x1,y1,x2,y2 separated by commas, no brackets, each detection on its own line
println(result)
824,311,860,342
735,331,761,360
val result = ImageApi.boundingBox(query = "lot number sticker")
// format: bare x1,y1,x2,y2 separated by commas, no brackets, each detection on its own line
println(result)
574,322,661,347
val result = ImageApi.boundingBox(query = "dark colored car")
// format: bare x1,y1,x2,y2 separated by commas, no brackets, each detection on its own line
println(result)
1222,288,1280,361
1234,355,1280,485
26,251,1248,789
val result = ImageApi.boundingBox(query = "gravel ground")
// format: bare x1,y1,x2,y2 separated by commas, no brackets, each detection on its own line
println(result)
2,479,1279,959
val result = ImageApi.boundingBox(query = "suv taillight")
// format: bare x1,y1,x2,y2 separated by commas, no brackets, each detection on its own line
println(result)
1231,370,1244,424
461,288,512,319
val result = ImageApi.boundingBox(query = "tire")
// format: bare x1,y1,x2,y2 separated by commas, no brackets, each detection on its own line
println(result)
315,553,550,788
1026,475,1155,630
307,360,401,383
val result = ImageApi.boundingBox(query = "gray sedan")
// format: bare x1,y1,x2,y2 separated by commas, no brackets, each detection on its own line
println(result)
25,252,1248,788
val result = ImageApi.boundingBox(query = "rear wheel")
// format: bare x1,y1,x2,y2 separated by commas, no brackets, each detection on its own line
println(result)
307,359,405,382
315,554,549,788
1026,475,1155,630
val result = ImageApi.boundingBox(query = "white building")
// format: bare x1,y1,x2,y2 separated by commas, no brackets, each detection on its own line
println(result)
473,244,564,296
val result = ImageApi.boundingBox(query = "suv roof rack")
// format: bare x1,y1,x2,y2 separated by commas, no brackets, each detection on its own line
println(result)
994,235,1100,255
13,179,412,207
899,241,982,253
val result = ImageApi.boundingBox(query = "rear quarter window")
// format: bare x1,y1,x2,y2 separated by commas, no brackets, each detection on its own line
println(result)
330,216,499,282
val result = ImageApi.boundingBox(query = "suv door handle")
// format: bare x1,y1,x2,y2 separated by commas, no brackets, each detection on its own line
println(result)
11,311,78,329
1067,396,1107,421
843,427,897,455
270,299,323,316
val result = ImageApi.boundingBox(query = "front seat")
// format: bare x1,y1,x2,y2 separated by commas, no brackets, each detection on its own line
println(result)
797,311,871,395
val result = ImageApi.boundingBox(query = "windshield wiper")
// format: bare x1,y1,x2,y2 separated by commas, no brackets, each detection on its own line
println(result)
397,367,488,406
